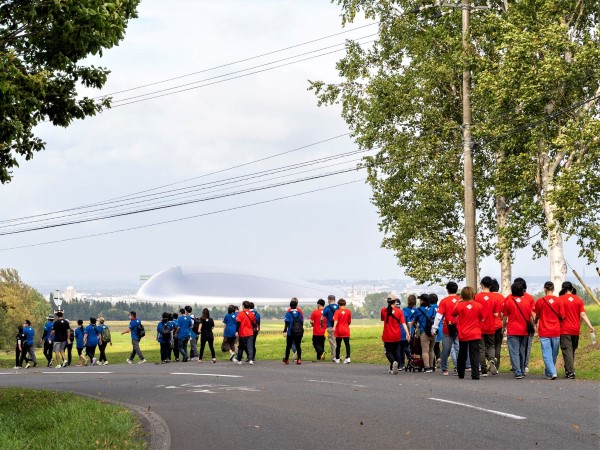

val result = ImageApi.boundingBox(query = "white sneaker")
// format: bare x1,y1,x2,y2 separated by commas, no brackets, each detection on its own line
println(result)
392,361,399,375
388,369,393,374
138,359,147,364
334,359,341,364
248,360,255,365
343,358,351,364
91,358,97,367
25,362,31,369
524,366,529,374
103,361,109,365
212,358,216,364
232,358,239,363
13,366,21,370
62,360,68,368
126,359,132,364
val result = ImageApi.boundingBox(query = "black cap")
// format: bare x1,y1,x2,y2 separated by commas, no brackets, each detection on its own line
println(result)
417,294,430,302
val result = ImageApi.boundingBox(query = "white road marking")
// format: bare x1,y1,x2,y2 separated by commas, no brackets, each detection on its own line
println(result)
307,379,367,388
428,398,526,420
170,372,243,378
41,371,113,374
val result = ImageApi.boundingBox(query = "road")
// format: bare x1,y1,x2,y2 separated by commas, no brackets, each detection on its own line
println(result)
1,361,599,450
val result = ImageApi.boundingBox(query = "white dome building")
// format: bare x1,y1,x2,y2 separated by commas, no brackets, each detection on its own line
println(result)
135,266,345,306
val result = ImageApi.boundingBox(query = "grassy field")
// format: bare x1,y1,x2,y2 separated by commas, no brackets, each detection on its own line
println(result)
1,308,598,379
0,388,145,449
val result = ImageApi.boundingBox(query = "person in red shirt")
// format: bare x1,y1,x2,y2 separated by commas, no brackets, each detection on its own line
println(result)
381,294,409,375
534,281,564,380
514,277,535,373
451,286,483,380
431,281,461,375
235,301,256,365
502,283,534,379
474,276,503,376
333,299,352,364
489,280,505,370
558,281,595,379
310,299,327,361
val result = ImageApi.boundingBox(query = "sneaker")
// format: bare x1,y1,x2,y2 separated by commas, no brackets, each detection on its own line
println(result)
392,361,399,375
320,353,326,361
25,362,31,369
62,360,68,368
229,354,235,361
126,359,132,364
489,360,498,375
33,363,38,368
466,367,472,372
232,358,239,363
55,364,61,369
388,369,393,374
567,372,575,379
399,366,404,372
103,361,109,365
236,360,242,365
138,359,147,364
198,359,203,363
212,358,216,363
293,352,297,362
283,359,289,365
453,369,458,376
49,359,54,367
91,358,97,367
12,366,21,370
481,373,488,377
334,358,341,364
343,358,351,364
524,366,529,374
175,358,180,362
249,360,255,365
442,370,449,376
515,374,523,379
424,368,433,373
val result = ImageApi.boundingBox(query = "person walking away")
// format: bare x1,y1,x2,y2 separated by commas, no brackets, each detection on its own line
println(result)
185,306,200,361
157,313,172,363
503,283,534,379
65,325,75,366
176,308,192,362
432,282,461,376
97,317,111,365
490,279,505,371
514,277,535,373
170,313,180,362
558,281,595,379
310,299,327,361
84,317,102,366
474,277,503,376
283,298,304,365
235,301,256,365
121,311,146,364
249,302,260,362
321,295,339,361
381,294,409,374
50,311,70,368
14,325,26,369
451,287,483,380
414,294,435,373
429,294,442,368
22,320,38,369
74,320,87,366
333,299,352,364
534,282,564,380
41,315,54,367
400,295,416,370
199,308,216,363
222,306,238,361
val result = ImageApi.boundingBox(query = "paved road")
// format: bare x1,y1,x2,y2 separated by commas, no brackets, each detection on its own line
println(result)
1,361,599,450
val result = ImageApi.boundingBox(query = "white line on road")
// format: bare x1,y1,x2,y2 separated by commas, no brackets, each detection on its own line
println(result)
41,371,113,374
307,379,367,388
428,398,526,420
170,373,243,378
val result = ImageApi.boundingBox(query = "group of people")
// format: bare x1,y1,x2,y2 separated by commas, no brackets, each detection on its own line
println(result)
380,278,595,380
14,310,112,369
14,278,595,379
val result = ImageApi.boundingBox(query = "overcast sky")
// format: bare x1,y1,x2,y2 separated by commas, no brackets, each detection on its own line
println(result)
0,0,596,286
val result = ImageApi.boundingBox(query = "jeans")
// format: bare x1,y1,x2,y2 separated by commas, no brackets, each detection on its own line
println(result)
312,335,325,359
525,331,534,368
178,337,190,361
540,337,560,377
440,333,459,371
237,335,255,362
130,339,144,361
384,341,401,370
458,340,480,379
189,335,198,359
507,335,528,376
560,334,579,375
25,344,37,365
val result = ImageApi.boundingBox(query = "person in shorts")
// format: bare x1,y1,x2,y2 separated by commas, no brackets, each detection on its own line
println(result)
50,311,70,368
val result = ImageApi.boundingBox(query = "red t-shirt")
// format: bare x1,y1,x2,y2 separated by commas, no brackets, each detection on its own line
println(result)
502,295,533,336
523,292,535,309
492,293,505,329
451,301,483,341
474,292,502,334
534,296,564,338
310,309,326,336
437,295,460,335
559,294,585,335
236,310,256,338
333,308,352,338
380,306,405,343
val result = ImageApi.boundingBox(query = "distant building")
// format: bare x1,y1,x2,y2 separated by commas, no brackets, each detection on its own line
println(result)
64,286,77,302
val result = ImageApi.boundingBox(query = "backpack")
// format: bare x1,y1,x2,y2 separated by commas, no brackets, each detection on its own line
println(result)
191,316,202,334
136,321,146,339
418,307,435,337
101,325,111,343
291,313,304,337
161,322,171,341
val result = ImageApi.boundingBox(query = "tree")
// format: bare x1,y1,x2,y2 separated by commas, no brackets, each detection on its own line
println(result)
361,291,391,317
0,0,141,183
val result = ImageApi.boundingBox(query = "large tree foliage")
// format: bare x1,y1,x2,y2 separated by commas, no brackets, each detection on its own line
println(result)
0,0,140,183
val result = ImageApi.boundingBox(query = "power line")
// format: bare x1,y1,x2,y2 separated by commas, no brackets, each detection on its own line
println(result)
0,179,364,252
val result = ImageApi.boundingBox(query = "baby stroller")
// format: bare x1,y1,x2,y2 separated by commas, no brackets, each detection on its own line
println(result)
406,328,425,372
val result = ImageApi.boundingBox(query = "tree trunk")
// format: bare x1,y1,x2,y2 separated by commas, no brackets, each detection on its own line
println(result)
542,168,567,288
496,195,512,295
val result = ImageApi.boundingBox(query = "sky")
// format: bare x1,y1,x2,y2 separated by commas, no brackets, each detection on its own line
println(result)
0,0,597,286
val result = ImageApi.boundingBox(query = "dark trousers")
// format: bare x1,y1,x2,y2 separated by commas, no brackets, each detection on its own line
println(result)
160,342,170,361
85,345,96,361
200,337,216,359
43,341,53,363
98,342,108,362
458,339,480,379
399,340,411,366
15,346,25,367
312,335,325,359
560,334,580,374
384,341,401,369
237,335,255,362
480,333,496,373
335,337,350,359
252,331,259,360
171,339,180,360
285,335,302,360
494,328,503,369
66,343,73,365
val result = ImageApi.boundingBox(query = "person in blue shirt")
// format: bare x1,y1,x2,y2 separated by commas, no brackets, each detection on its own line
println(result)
74,319,87,366
23,320,38,369
401,295,416,370
429,294,442,369
249,302,260,362
321,295,339,361
157,313,172,363
176,308,192,362
283,298,304,365
185,306,199,361
222,305,238,361
121,310,146,364
414,294,436,373
84,317,102,366
40,315,54,367
169,313,179,362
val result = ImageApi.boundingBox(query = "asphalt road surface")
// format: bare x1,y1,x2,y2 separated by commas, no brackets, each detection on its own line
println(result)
1,361,599,450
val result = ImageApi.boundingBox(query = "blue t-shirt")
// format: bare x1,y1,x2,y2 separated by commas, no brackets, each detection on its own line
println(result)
74,327,85,349
322,304,339,328
401,307,416,340
284,309,304,336
85,325,100,346
42,321,54,342
177,315,192,339
251,309,261,326
430,304,443,342
157,321,172,344
129,318,141,340
23,326,35,345
414,306,434,332
222,313,237,338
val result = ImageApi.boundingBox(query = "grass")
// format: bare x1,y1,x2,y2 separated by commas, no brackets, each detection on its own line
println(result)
1,309,598,379
0,388,145,449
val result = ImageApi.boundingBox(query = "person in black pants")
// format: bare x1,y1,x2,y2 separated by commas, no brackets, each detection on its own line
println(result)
14,325,26,368
199,308,216,363
170,313,180,362
157,313,171,363
451,286,484,380
283,298,304,365
66,326,74,366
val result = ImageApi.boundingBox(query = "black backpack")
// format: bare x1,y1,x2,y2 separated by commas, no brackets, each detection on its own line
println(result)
291,313,304,337
418,308,435,337
191,316,202,334
161,322,171,341
136,321,146,339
